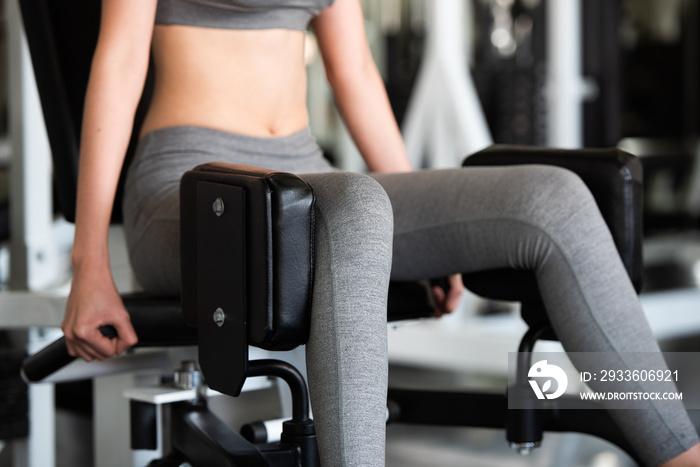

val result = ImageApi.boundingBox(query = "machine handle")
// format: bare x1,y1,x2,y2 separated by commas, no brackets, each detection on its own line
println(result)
21,325,117,383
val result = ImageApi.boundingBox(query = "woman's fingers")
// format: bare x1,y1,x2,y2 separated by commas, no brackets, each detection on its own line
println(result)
113,320,139,355
65,338,102,362
445,274,465,312
66,327,115,361
433,285,447,317
433,274,465,317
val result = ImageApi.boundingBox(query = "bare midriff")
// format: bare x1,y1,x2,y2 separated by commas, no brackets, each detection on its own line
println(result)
140,25,310,139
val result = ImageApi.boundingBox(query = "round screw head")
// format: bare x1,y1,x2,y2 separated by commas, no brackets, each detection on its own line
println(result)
213,308,225,327
212,197,225,217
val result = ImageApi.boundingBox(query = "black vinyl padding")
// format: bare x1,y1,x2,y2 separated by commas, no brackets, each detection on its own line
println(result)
181,163,317,350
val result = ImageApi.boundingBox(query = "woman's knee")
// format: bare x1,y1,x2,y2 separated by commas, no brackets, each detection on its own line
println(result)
517,165,599,229
304,172,394,295
305,172,394,239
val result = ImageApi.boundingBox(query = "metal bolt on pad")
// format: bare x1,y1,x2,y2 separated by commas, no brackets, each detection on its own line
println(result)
213,308,225,327
212,197,225,217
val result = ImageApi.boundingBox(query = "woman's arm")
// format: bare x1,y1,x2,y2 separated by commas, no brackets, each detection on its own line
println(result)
313,0,464,313
62,0,157,361
311,0,412,173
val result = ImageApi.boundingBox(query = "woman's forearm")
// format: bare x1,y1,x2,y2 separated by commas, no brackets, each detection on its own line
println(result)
72,71,148,271
328,58,412,173
313,0,412,173
72,7,154,269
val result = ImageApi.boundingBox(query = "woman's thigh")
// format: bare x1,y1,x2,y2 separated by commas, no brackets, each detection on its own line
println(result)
369,165,613,282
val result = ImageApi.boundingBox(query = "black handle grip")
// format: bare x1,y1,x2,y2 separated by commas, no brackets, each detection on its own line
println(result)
98,325,118,339
21,325,118,383
21,296,196,384
21,337,74,383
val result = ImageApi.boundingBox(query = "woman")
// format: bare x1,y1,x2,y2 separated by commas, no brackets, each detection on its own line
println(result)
61,0,700,465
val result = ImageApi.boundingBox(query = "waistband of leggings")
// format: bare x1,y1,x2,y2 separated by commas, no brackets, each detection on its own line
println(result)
137,125,320,158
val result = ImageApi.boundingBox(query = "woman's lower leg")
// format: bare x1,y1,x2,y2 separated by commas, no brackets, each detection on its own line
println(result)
302,172,394,466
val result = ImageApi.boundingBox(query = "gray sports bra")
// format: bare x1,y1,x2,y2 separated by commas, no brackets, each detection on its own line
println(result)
156,0,336,31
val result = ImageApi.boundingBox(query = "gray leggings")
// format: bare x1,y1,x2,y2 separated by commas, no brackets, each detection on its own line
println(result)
123,126,698,466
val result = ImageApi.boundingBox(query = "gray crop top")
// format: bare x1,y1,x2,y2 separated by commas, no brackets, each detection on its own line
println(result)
155,0,336,31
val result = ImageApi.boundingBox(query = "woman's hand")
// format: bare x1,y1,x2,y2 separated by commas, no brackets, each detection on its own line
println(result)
62,264,138,362
432,274,465,317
